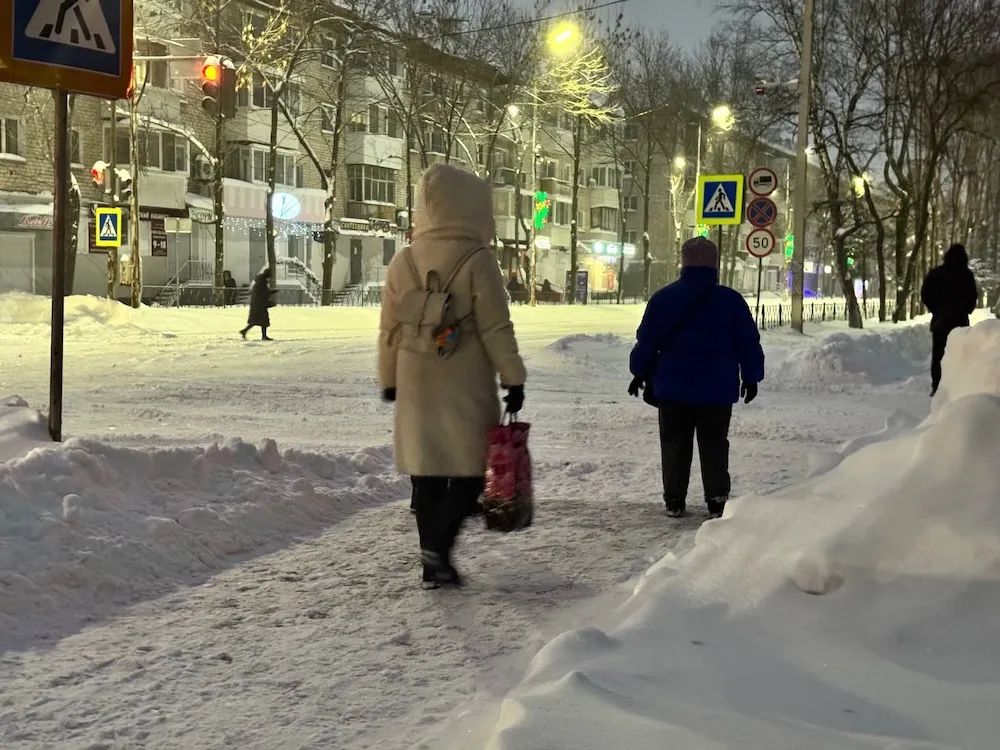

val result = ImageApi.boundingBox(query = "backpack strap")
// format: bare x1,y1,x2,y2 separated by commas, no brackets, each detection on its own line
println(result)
442,247,486,293
403,247,422,288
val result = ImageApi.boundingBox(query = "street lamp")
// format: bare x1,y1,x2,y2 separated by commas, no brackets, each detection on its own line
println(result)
851,173,870,198
548,22,580,55
673,155,687,170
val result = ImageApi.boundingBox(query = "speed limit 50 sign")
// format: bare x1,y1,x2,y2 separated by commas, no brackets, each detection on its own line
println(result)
745,228,775,258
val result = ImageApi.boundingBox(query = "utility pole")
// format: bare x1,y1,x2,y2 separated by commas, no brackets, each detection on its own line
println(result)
212,0,226,307
528,85,538,307
107,100,119,299
791,0,815,333
129,63,142,309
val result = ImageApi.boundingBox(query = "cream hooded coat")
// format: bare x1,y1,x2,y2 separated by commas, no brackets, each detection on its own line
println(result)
378,163,526,477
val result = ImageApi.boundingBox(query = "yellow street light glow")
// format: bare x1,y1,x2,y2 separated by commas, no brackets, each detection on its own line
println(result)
673,155,686,170
548,22,580,54
712,104,734,131
507,104,520,118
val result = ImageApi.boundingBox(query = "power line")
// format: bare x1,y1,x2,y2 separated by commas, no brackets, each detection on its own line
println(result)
441,0,630,38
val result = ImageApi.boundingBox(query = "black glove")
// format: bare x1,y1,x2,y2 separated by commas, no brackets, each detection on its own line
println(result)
628,376,643,398
502,384,524,413
741,381,758,404
382,388,396,403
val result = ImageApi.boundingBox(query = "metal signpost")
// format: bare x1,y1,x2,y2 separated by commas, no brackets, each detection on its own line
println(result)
0,0,134,441
745,169,780,324
696,174,744,254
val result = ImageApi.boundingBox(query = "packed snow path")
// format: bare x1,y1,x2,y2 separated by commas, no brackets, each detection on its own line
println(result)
0,297,935,748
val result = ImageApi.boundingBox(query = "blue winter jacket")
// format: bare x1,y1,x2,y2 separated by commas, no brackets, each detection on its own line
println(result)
630,267,765,406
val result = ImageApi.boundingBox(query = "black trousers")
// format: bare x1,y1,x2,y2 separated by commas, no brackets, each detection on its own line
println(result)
930,318,969,392
411,476,484,560
658,401,732,508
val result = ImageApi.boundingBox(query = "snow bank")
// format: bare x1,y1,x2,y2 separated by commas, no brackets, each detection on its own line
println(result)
486,319,1000,750
0,394,51,463
546,333,632,368
768,322,930,389
0,425,406,646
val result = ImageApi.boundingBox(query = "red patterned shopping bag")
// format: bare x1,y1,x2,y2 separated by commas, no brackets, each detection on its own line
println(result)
483,417,534,532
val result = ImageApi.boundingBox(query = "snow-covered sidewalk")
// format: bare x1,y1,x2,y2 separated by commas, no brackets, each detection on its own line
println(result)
0,294,946,748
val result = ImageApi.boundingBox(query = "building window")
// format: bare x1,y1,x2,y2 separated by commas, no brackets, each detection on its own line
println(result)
590,166,621,189
285,82,301,117
135,42,169,88
625,230,639,245
228,146,299,185
109,127,188,173
427,126,446,154
321,105,337,133
348,109,368,133
590,207,619,231
623,160,637,176
287,235,302,259
347,164,396,204
624,195,639,212
554,201,571,226
321,36,338,68
70,129,82,165
624,123,639,141
1,118,19,156
382,238,396,265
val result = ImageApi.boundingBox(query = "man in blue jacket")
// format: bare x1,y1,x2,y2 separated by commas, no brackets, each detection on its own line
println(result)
629,237,765,519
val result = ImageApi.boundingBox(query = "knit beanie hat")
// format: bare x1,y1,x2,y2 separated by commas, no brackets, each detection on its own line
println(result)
681,236,719,269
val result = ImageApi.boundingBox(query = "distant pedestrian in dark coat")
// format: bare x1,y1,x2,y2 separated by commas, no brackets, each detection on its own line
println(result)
223,270,238,306
921,243,978,396
629,237,765,519
240,267,276,341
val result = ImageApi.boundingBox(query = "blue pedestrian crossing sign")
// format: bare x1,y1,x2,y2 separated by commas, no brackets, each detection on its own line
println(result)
0,0,134,100
696,174,744,226
94,207,122,248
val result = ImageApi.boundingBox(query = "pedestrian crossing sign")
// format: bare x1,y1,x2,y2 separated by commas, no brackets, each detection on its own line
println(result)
696,174,744,226
94,207,122,248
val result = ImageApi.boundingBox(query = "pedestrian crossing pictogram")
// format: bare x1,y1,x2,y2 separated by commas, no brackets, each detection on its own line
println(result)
707,184,734,214
94,207,122,248
696,174,744,226
25,0,116,54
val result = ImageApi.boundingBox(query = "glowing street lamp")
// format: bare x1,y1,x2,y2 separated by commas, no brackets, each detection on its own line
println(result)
851,172,870,197
673,155,687,170
548,21,580,55
712,104,735,131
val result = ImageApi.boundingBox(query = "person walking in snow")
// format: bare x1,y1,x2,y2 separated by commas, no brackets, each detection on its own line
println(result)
240,267,277,341
223,269,238,306
920,243,978,396
628,236,765,519
378,162,526,589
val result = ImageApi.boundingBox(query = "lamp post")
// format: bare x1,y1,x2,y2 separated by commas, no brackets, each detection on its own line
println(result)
528,20,581,307
791,0,815,333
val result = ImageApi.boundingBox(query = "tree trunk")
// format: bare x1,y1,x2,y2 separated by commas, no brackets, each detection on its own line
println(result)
831,203,862,328
642,147,653,299
265,94,280,290
568,115,583,305
892,200,911,321
321,90,346,306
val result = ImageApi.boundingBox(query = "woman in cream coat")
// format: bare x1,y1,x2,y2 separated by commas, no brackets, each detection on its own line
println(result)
378,162,526,589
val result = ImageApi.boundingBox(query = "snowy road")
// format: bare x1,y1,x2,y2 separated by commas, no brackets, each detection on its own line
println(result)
0,297,933,748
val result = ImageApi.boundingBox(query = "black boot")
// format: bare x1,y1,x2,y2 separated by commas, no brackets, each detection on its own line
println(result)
665,497,686,518
706,496,728,519
421,550,462,590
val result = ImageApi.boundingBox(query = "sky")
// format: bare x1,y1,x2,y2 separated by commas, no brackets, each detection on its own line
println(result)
516,0,722,49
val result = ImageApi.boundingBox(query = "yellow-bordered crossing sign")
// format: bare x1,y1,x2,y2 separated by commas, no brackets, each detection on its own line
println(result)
95,207,122,248
696,174,744,226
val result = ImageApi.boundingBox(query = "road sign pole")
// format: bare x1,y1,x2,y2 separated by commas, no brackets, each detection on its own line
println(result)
49,88,69,442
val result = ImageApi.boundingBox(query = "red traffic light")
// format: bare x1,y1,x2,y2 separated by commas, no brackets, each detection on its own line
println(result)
91,160,108,186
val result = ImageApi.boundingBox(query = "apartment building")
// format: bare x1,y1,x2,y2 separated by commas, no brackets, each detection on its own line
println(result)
0,1,628,303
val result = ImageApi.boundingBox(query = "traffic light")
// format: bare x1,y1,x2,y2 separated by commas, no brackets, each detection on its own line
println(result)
91,160,108,187
201,55,237,118
116,168,133,203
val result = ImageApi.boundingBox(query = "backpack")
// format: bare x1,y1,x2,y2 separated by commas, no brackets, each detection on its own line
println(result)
389,246,484,358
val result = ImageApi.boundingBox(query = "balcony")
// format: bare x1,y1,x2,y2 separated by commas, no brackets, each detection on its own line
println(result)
344,132,403,170
491,168,521,189
345,201,397,222
539,177,572,198
589,186,620,209
225,106,296,146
